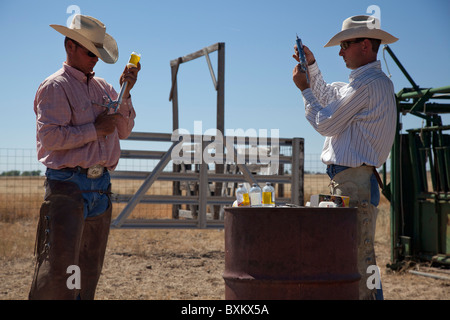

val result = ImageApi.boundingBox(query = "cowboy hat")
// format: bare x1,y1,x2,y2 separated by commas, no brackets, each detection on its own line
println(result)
324,15,398,48
50,14,118,64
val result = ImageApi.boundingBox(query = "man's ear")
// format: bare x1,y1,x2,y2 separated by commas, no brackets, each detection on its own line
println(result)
65,39,76,54
361,39,371,55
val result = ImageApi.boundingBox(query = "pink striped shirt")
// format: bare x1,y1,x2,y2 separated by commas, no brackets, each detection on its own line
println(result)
34,63,136,170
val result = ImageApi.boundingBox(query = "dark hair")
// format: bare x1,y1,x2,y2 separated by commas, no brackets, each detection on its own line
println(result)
357,38,382,53
64,36,71,47
64,37,78,52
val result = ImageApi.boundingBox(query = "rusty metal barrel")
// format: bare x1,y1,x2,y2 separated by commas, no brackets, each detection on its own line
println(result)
223,207,359,300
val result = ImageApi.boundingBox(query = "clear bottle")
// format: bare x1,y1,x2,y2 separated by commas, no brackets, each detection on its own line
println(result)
262,182,275,207
249,183,262,207
236,184,250,207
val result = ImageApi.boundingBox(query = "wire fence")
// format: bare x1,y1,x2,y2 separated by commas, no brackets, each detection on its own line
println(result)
0,148,331,223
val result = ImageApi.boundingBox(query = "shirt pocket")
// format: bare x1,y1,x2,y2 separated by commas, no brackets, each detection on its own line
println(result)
69,98,96,126
91,80,115,115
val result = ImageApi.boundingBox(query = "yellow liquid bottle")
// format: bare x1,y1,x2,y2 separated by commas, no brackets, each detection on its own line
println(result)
241,193,250,207
128,52,141,67
262,182,275,207
236,184,250,206
262,192,272,205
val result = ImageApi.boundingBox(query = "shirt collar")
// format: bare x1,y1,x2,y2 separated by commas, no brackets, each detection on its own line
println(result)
349,60,381,82
63,62,95,83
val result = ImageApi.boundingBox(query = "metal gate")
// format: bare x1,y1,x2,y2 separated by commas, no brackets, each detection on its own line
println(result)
109,132,304,229
382,45,450,267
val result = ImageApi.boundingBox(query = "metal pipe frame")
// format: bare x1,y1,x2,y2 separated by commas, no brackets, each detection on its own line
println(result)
383,45,450,267
110,132,304,229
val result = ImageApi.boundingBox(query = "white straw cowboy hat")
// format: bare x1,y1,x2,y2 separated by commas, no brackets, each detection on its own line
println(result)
50,14,118,64
324,15,398,47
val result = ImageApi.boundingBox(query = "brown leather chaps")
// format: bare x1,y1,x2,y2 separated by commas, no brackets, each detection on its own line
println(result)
29,179,111,300
329,166,379,300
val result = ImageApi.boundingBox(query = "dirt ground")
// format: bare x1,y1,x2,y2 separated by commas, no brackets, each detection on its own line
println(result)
0,216,449,301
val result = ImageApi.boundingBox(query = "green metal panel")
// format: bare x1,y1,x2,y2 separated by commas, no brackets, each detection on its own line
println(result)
416,200,450,259
382,45,450,268
446,206,450,256
418,201,439,256
437,201,450,256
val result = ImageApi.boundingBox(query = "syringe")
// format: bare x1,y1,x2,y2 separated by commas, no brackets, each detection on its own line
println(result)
116,52,141,107
102,52,141,113
295,34,309,83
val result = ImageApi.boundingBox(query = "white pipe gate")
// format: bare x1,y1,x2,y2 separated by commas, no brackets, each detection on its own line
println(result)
109,132,304,229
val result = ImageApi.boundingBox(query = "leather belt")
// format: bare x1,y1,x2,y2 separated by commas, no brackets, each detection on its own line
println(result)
372,167,383,189
60,165,107,179
327,164,383,189
60,167,89,174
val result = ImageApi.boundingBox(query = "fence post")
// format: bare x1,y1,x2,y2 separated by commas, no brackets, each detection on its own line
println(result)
170,61,181,219
291,138,304,206
198,140,208,228
214,43,226,219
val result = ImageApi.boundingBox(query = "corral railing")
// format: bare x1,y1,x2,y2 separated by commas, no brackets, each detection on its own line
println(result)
109,132,304,229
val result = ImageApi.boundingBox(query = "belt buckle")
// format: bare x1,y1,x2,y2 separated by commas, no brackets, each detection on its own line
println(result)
87,164,104,179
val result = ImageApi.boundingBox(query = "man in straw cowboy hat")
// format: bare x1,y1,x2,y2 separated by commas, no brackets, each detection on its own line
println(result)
30,14,140,299
292,15,398,300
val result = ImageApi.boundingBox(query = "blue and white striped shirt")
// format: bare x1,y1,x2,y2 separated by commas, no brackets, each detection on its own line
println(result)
301,60,397,168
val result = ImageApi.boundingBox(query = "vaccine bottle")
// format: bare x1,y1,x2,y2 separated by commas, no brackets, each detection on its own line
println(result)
236,184,250,207
249,183,262,207
128,52,141,68
262,182,275,207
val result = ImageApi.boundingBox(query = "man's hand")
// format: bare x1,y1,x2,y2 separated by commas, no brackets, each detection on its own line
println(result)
292,44,315,91
94,110,123,137
120,62,141,99
293,64,310,91
292,44,316,65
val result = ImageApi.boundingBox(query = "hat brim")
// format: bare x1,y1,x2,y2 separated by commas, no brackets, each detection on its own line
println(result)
50,24,118,64
324,27,399,47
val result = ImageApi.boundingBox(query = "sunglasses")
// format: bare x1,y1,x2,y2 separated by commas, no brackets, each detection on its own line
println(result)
85,50,97,58
340,38,366,50
71,39,97,58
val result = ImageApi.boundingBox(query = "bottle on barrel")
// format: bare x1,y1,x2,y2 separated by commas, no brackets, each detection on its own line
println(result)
236,184,250,207
262,182,275,207
249,183,262,207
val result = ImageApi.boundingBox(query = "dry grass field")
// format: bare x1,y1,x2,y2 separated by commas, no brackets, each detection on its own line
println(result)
0,175,449,300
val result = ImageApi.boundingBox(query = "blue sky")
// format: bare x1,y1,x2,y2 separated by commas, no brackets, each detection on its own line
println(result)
0,0,449,167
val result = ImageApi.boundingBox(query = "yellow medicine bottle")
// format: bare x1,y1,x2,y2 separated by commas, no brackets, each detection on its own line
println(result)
128,52,141,67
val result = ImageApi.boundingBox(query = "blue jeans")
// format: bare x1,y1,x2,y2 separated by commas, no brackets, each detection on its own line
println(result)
46,168,111,219
326,164,380,207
